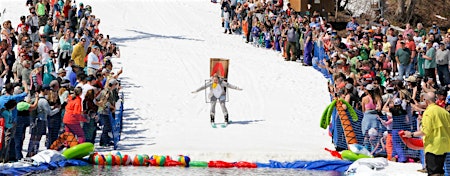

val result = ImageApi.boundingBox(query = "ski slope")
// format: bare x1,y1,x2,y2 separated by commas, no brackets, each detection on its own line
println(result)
2,0,425,175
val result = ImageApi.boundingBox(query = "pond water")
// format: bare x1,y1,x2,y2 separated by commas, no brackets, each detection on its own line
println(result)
36,166,345,176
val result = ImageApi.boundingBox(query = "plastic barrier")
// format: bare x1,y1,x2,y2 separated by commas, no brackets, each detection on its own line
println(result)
62,142,94,159
234,161,257,168
189,161,208,167
256,160,352,172
208,160,235,168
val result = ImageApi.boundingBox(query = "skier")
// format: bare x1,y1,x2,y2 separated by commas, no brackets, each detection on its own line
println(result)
191,74,242,125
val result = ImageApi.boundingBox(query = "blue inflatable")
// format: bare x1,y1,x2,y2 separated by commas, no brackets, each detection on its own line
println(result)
256,160,352,172
0,159,89,175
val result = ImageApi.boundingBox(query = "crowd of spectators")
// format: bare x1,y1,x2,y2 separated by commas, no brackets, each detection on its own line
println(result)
0,0,122,162
219,0,450,167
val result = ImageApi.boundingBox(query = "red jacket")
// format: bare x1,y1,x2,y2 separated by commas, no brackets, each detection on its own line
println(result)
63,95,86,124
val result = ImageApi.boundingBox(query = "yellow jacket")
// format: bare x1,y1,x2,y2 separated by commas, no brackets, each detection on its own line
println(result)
421,104,450,155
71,43,86,68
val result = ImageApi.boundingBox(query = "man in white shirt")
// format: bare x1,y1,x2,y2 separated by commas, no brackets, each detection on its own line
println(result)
87,45,101,76
38,35,53,62
81,75,96,101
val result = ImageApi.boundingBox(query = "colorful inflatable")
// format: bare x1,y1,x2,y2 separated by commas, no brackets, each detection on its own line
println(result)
178,155,190,167
62,142,94,159
398,130,424,150
208,160,234,168
341,150,371,161
189,161,208,167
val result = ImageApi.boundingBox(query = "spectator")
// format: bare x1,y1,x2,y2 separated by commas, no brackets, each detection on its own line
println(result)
403,92,450,175
63,87,86,143
71,38,86,68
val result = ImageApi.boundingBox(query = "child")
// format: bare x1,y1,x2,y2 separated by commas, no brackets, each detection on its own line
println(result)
251,23,261,47
223,6,231,34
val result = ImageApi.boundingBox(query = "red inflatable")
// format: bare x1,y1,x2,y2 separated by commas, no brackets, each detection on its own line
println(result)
208,161,235,168
398,130,424,150
234,161,257,168
164,160,183,167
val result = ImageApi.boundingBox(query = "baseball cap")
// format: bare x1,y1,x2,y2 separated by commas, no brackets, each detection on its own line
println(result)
405,76,416,82
34,62,42,68
393,98,402,105
42,84,51,90
345,83,353,89
365,84,374,91
57,68,66,74
108,78,118,85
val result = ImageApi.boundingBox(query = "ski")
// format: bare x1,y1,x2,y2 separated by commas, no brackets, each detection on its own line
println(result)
211,122,229,128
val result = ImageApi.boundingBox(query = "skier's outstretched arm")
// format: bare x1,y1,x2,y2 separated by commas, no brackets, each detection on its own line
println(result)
223,82,243,91
191,82,212,93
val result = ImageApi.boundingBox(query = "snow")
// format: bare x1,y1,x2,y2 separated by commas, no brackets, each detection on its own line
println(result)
2,0,425,175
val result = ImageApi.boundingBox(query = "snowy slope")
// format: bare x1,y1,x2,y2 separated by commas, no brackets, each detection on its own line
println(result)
2,0,425,175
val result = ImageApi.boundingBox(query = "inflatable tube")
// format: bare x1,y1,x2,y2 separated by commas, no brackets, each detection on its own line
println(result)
341,150,371,161
62,142,94,159
234,161,257,168
398,130,424,150
208,161,234,168
336,100,358,147
256,160,352,172
178,155,190,167
189,161,208,167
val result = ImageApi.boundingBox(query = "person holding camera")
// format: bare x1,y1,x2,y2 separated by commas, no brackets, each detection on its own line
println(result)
27,7,40,43
95,78,119,147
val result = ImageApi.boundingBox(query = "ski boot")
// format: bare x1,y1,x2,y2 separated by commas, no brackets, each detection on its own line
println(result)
224,114,229,124
211,115,217,128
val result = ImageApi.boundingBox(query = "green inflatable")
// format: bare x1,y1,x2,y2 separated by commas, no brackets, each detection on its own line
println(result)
189,161,208,167
341,150,371,161
62,142,95,159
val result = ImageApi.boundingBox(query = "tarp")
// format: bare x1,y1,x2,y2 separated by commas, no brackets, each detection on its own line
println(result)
256,160,352,172
0,159,89,175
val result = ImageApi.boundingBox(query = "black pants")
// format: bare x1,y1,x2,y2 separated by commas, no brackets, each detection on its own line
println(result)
99,114,112,146
59,51,70,69
46,113,61,148
425,68,436,82
425,152,447,175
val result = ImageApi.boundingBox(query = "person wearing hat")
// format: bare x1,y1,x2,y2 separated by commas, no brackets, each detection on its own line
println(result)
395,40,412,80
346,16,359,31
71,37,87,68
56,68,66,83
435,42,450,87
95,78,120,147
30,62,44,91
422,40,437,82
403,92,450,175
16,16,29,34
361,83,382,148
